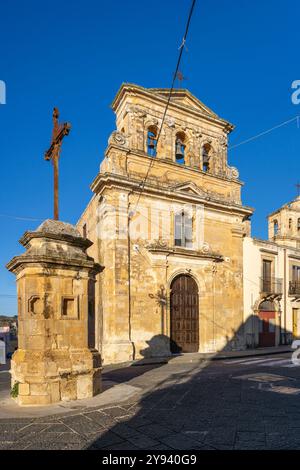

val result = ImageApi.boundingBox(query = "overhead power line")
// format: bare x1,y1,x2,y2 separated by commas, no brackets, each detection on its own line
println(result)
131,0,197,216
0,214,43,222
229,116,300,151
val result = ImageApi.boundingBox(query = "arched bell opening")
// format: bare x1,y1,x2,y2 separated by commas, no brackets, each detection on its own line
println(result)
175,131,186,165
147,125,158,157
202,143,212,173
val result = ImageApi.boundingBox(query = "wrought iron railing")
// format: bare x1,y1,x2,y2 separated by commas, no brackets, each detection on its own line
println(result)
289,280,300,296
260,277,283,295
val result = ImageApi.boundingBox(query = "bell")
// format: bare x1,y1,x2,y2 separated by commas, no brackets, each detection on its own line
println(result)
148,137,155,149
203,153,209,164
176,139,184,160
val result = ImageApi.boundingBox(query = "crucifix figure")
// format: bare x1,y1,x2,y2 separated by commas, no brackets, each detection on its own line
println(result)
176,71,187,89
45,108,71,220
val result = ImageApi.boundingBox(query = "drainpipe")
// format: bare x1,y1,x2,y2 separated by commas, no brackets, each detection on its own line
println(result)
165,253,170,337
212,260,217,351
127,191,135,359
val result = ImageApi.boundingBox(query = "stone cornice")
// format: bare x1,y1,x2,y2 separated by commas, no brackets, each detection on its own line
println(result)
104,143,244,186
288,254,300,261
146,242,223,262
20,230,93,250
111,83,234,134
91,172,254,218
6,254,103,275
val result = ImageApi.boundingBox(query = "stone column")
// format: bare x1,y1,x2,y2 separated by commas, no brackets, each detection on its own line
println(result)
6,219,104,405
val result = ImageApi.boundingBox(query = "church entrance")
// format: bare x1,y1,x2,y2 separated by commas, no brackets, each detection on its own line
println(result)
258,301,276,347
170,275,199,353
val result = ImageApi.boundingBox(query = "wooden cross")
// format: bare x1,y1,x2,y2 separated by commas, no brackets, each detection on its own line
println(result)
45,108,71,220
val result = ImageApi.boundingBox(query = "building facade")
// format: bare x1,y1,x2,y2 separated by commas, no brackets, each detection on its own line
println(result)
244,197,300,348
78,83,253,364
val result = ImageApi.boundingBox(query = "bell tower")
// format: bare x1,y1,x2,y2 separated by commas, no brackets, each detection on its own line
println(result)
268,196,300,248
100,84,240,187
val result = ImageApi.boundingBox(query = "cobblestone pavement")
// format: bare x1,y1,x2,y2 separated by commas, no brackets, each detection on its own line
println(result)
2,353,300,450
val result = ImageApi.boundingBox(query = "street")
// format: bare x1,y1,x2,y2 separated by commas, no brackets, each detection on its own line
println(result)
1,352,300,450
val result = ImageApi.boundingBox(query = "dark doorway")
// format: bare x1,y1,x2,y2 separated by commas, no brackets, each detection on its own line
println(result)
258,301,276,347
170,275,199,353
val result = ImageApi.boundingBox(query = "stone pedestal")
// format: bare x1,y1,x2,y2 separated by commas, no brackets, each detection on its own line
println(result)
6,219,103,405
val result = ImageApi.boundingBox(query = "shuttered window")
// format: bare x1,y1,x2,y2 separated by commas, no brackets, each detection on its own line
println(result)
174,211,193,248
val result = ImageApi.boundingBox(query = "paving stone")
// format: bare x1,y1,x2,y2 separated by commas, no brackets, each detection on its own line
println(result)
40,423,70,433
234,431,266,449
26,441,86,450
17,423,53,435
61,415,104,435
0,422,32,432
6,440,33,450
84,431,124,449
101,407,132,418
137,423,174,438
0,432,24,442
205,428,236,447
160,433,201,450
110,422,143,439
234,443,267,450
182,430,208,443
88,411,115,428
126,435,159,449
102,442,140,450
237,420,265,432
147,444,173,450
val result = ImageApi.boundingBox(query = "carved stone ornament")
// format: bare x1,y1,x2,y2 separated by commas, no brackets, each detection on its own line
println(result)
165,117,176,128
219,135,228,148
146,239,168,250
227,166,239,180
124,104,146,117
201,242,211,254
109,131,128,147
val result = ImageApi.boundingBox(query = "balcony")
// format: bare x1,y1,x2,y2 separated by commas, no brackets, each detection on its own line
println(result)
289,280,300,297
260,277,283,298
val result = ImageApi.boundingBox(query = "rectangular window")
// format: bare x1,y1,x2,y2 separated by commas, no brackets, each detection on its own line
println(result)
292,265,300,282
174,212,193,248
262,259,272,292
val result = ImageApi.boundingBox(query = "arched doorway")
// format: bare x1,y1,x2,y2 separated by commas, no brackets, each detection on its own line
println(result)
170,275,199,353
258,300,276,347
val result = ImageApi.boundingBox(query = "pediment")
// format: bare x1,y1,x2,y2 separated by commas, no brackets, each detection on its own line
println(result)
173,182,207,197
150,88,218,118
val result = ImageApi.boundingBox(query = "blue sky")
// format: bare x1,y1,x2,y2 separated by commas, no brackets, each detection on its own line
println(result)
0,0,299,315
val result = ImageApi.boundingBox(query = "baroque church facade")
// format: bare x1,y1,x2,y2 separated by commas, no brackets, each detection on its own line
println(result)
78,83,253,364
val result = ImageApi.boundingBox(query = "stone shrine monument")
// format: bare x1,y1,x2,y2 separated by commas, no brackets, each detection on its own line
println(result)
6,219,103,405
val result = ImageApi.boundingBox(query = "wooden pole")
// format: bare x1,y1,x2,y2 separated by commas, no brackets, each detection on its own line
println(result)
53,149,59,220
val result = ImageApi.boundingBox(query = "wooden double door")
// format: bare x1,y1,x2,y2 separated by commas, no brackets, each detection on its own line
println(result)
258,310,276,347
170,275,199,353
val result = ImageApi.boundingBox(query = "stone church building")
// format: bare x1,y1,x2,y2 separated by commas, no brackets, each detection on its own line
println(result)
78,83,253,364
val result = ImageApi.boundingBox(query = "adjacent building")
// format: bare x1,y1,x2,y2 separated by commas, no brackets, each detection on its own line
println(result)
244,196,300,348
